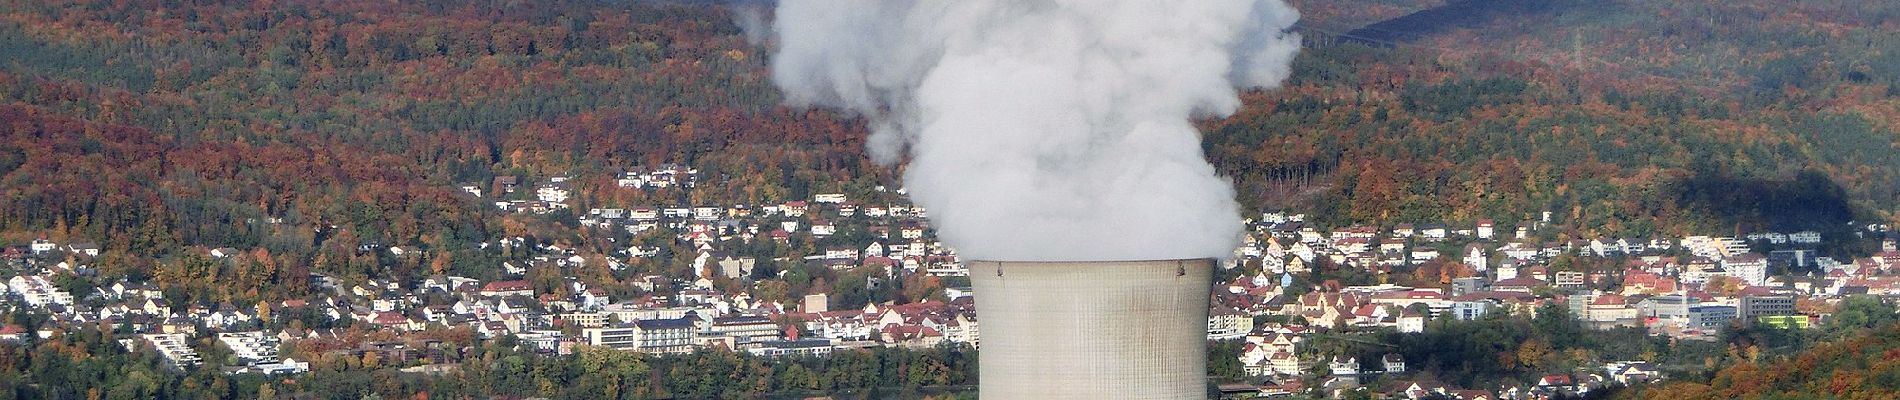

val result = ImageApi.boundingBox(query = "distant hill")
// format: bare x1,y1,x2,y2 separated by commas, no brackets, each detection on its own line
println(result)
1205,0,1897,249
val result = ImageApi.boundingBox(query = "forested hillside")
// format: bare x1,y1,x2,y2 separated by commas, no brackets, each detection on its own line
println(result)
0,0,1894,298
1218,0,1898,242
0,0,888,303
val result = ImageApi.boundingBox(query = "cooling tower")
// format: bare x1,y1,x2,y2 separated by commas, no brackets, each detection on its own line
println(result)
968,259,1214,399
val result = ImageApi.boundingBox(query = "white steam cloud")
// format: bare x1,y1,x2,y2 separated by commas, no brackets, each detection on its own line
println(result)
768,0,1301,261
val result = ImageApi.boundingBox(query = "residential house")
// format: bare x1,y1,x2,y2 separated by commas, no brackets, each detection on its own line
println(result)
692,206,721,220
1382,354,1405,374
210,247,242,258
881,325,944,348
1536,374,1576,395
66,242,101,257
1604,361,1660,385
813,193,848,204
493,175,519,194
536,182,571,204
1329,356,1360,381
29,239,55,254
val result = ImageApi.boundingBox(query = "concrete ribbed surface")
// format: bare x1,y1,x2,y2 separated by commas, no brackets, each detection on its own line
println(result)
969,259,1212,400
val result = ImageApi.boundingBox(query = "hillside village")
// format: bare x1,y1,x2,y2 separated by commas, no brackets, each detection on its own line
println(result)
4,166,1898,399
1211,212,1897,398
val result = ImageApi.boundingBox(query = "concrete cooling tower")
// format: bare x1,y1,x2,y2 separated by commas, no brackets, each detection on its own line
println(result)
968,259,1214,399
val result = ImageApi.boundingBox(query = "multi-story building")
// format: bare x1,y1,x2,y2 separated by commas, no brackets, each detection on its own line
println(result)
139,333,202,369
561,312,607,329
1638,295,1697,320
705,316,781,344
600,305,706,324
1450,277,1489,296
1724,254,1770,286
1552,271,1587,289
582,318,697,355
1738,294,1796,322
535,182,571,204
1449,301,1490,320
6,276,73,307
1265,351,1307,377
217,331,281,365
1687,305,1737,332
746,339,836,357
634,318,697,354
585,325,640,351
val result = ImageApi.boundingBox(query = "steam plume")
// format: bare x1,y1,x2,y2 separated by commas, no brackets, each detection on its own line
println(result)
729,1,771,45
769,0,1301,261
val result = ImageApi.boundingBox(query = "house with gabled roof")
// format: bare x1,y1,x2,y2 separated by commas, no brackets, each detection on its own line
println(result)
66,242,100,257
1418,224,1449,241
1381,354,1405,373
881,324,944,348
1536,374,1575,392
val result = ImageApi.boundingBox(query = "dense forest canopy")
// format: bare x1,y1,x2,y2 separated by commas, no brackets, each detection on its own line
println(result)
1226,0,1899,237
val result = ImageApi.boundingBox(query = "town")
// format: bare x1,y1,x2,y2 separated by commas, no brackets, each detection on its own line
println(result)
4,164,1895,399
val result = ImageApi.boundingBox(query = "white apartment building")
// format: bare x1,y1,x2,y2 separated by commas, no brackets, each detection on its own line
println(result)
7,276,74,307
217,331,281,365
140,333,202,369
582,318,697,355
1724,254,1770,286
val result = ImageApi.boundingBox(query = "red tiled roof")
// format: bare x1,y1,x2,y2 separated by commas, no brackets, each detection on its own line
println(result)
883,325,942,339
1591,294,1627,306
1540,374,1573,385
481,280,531,292
373,311,408,325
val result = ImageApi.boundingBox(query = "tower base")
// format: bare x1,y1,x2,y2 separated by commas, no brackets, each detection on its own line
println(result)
968,259,1214,400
